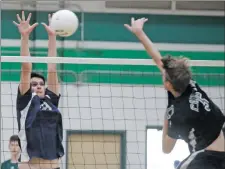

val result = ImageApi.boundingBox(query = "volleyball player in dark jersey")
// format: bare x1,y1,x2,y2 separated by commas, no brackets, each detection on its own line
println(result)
125,18,225,169
13,11,64,169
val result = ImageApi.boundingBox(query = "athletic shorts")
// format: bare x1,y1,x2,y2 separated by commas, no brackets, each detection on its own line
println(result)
177,150,225,169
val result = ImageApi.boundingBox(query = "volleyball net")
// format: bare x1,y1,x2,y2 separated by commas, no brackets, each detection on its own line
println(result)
1,1,225,169
1,55,224,169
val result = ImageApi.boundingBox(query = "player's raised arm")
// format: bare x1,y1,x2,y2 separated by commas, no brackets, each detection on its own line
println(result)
125,18,177,153
124,18,164,73
162,118,177,154
13,11,38,95
42,14,59,96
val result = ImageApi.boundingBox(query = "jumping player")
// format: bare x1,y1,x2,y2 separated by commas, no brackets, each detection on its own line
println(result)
13,11,64,169
125,18,225,169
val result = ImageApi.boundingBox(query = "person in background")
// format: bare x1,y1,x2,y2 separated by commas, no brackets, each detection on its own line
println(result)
1,135,20,169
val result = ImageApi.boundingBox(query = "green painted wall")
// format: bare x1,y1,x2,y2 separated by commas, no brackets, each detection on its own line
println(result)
1,47,224,85
1,10,224,86
2,10,225,44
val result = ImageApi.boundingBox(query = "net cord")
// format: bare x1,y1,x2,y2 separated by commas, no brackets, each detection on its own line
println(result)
1,56,224,67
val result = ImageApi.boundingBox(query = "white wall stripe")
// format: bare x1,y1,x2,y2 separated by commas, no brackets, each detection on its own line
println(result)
1,39,224,52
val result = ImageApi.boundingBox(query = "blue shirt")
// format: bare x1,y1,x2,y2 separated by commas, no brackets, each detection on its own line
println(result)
16,87,64,162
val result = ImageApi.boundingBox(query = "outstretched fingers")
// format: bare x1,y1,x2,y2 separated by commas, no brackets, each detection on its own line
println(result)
16,14,22,23
48,14,52,24
142,17,148,23
41,22,48,28
29,23,39,32
131,17,135,25
124,24,132,32
26,13,32,23
22,11,26,21
13,21,19,26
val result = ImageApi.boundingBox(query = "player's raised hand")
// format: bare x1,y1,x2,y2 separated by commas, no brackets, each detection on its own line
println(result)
13,11,38,37
41,14,56,36
124,17,148,35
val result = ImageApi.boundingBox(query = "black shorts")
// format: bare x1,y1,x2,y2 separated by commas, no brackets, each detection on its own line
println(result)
177,150,225,169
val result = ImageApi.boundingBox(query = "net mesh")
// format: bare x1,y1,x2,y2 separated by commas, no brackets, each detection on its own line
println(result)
1,1,225,169
1,63,224,169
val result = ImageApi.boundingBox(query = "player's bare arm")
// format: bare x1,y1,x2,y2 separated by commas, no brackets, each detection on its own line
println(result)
125,17,177,154
124,17,164,73
162,117,177,154
13,11,38,95
42,14,59,96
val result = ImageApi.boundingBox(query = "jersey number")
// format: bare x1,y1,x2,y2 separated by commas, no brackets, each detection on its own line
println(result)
189,92,211,112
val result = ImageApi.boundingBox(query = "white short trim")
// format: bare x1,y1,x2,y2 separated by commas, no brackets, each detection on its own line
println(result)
178,149,205,169
18,93,36,162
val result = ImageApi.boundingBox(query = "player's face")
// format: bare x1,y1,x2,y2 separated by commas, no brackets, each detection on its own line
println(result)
9,141,20,156
31,77,45,98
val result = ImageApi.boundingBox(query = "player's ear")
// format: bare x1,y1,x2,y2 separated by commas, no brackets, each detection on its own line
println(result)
168,82,176,92
164,81,172,91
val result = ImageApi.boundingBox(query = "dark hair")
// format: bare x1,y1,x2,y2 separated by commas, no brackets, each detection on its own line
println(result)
9,135,21,148
31,72,45,84
10,135,20,143
161,55,192,93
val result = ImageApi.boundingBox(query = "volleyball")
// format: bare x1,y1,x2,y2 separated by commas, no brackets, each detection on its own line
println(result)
50,9,79,37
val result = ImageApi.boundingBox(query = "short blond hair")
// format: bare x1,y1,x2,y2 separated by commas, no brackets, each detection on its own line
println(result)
161,55,192,93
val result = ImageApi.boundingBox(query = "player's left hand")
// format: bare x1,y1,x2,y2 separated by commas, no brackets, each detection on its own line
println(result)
41,14,56,36
124,17,148,35
13,11,38,37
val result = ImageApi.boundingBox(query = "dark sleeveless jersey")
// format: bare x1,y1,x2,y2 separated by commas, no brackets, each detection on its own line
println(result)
166,80,225,153
16,87,64,162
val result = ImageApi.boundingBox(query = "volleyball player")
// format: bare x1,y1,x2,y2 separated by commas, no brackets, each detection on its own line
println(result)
13,11,64,169
125,18,225,169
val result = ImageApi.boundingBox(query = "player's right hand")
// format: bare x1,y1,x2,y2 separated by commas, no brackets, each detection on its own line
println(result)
13,11,38,37
41,14,56,37
124,17,148,35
